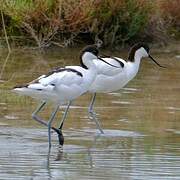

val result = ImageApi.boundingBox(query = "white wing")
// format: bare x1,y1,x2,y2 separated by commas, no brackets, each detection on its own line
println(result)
17,68,83,92
38,68,83,87
13,67,84,102
94,57,126,76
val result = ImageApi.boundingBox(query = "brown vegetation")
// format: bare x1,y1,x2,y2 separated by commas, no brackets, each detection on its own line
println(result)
0,0,179,48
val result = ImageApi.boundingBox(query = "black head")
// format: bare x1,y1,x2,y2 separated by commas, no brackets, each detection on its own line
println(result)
80,45,99,58
128,43,150,62
79,45,99,69
128,43,166,68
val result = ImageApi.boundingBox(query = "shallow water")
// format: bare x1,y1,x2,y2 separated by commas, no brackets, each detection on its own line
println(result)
0,47,180,179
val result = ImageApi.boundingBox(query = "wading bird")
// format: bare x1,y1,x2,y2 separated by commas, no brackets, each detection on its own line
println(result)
85,43,166,133
13,45,119,148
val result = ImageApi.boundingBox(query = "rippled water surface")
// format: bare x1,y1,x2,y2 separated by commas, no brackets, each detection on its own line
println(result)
0,46,180,179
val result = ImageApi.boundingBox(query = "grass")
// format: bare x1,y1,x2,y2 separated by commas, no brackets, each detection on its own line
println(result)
0,0,179,48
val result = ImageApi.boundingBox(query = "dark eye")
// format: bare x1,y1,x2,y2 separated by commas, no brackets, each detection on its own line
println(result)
146,48,149,53
143,45,149,53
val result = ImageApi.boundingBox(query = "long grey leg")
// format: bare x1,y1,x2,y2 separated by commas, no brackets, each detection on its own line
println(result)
47,105,59,149
32,101,60,134
55,101,72,147
88,93,96,114
88,93,104,134
58,101,72,130
32,101,47,126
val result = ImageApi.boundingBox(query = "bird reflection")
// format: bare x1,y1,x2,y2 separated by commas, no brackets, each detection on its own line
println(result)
46,131,101,171
55,147,64,161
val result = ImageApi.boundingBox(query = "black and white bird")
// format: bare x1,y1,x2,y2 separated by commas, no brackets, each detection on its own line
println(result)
13,45,118,148
85,43,165,133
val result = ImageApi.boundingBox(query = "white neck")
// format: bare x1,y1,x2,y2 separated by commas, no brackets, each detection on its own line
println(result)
82,52,97,70
81,53,98,86
126,49,144,81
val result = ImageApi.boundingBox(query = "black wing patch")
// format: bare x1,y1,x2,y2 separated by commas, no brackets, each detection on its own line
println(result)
99,54,124,68
45,67,83,78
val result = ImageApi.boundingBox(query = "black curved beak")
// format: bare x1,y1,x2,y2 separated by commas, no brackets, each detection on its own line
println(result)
97,57,120,68
149,55,166,68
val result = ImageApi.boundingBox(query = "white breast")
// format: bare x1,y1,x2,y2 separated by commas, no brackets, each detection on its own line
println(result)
89,72,128,93
88,57,128,93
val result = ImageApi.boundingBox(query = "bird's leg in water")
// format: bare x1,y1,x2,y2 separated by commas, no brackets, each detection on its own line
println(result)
32,101,63,145
58,101,72,146
47,105,59,149
88,93,104,134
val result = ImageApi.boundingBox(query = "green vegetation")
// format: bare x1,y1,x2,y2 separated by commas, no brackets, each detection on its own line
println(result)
0,0,179,48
